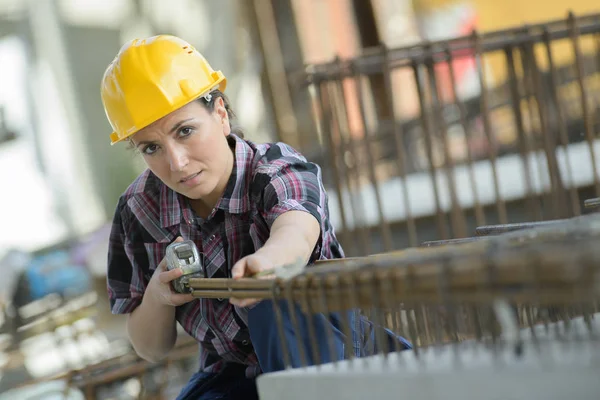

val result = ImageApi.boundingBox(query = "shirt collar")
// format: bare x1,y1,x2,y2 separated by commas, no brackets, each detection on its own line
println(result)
215,134,254,214
158,183,194,228
159,134,254,228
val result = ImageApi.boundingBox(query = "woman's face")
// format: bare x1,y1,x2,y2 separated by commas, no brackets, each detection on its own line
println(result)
130,98,233,205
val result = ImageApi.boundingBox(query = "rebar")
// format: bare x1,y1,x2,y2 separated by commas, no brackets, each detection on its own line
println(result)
299,12,600,249
187,212,600,369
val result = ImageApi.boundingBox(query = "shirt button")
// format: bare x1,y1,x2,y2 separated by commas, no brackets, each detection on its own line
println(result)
217,298,223,302
210,234,216,241
242,340,249,346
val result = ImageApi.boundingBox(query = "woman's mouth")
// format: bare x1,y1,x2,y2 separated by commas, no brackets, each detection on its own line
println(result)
180,171,202,187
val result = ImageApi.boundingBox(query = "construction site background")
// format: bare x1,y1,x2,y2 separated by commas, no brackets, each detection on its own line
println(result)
0,0,597,398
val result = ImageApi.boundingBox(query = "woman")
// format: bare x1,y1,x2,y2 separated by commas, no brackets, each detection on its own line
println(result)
102,35,409,400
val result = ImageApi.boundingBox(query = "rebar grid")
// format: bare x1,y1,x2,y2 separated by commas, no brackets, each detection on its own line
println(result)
187,212,600,368
298,11,600,256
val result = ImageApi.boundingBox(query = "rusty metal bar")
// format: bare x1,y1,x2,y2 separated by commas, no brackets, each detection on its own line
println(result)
310,81,353,252
505,46,542,222
380,43,419,246
251,0,299,145
542,27,581,217
521,35,566,219
271,287,293,369
516,45,551,218
351,64,394,251
284,282,599,313
300,275,321,367
475,219,568,236
568,12,600,197
425,48,468,238
284,278,309,367
330,66,373,255
473,31,508,224
64,339,199,395
187,216,600,315
412,57,450,240
380,270,399,355
444,44,486,227
335,273,355,362
301,13,600,84
516,45,556,220
584,197,600,210
421,237,486,247
518,43,553,218
402,268,420,354
317,275,339,364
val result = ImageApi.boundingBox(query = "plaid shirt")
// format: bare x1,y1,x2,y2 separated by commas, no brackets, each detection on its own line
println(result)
106,134,344,376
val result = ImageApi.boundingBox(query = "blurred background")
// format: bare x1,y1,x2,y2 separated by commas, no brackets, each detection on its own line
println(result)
0,0,599,398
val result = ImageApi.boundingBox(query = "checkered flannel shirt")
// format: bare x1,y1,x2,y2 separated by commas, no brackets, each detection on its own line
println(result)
106,134,345,377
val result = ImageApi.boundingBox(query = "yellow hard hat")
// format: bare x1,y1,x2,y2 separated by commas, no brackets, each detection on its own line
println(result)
101,35,227,145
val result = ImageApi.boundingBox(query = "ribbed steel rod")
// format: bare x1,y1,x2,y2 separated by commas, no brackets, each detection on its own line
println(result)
301,13,600,84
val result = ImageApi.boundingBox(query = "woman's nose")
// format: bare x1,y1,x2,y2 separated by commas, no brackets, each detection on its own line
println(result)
167,145,189,172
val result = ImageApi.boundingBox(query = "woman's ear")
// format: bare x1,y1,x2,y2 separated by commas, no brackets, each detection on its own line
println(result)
214,97,231,136
214,97,227,122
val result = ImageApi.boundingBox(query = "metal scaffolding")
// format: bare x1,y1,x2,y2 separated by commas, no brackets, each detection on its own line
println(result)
297,12,600,256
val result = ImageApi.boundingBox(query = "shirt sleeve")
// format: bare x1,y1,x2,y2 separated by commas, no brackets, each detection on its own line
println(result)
257,155,329,263
106,197,149,314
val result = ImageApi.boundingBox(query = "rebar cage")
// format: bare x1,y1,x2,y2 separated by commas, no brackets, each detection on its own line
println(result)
249,214,600,400
299,11,600,257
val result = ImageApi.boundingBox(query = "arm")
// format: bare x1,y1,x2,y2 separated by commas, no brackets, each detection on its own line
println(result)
230,210,320,307
253,210,321,269
125,240,195,362
108,201,192,362
230,155,328,306
126,286,178,362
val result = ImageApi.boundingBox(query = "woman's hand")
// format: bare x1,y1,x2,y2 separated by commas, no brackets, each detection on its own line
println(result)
229,253,275,307
229,211,320,308
147,237,196,307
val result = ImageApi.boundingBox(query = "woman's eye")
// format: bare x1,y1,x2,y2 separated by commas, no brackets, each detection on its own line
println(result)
179,127,193,137
143,144,158,155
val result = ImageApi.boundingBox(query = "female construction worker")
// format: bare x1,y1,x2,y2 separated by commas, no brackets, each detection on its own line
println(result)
101,35,410,400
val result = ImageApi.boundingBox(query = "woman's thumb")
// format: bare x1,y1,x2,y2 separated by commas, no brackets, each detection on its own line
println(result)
231,258,247,279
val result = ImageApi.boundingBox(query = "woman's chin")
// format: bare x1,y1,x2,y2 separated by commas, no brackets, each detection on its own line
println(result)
180,183,214,201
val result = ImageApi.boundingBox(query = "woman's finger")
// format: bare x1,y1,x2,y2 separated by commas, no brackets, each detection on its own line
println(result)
170,293,196,305
158,268,184,284
230,297,259,307
231,258,246,279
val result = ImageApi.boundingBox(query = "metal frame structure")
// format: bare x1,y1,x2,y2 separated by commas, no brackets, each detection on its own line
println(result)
298,11,600,256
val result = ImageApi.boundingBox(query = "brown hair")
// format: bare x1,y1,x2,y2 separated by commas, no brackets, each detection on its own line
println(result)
197,90,245,139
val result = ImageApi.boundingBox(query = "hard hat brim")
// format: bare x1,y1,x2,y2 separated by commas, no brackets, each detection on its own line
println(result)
109,77,226,146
